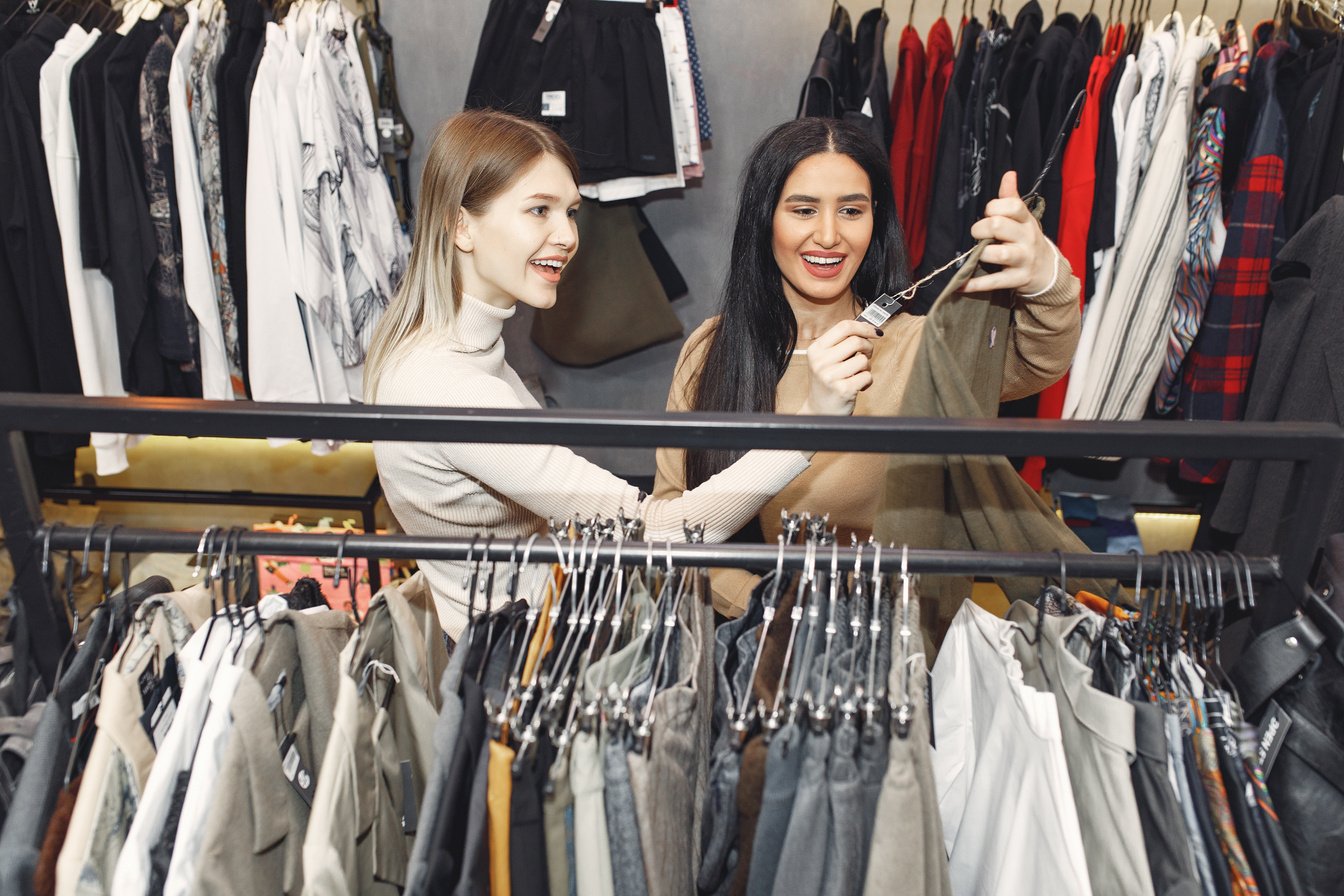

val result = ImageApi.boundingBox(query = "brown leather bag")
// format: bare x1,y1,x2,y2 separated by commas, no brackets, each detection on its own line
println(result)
530,202,684,366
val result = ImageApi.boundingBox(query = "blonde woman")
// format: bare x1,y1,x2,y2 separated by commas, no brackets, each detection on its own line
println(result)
366,109,877,638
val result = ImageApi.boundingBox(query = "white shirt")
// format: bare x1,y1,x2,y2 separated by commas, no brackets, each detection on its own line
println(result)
168,0,234,400
245,24,323,407
110,613,254,894
931,600,1092,896
38,25,135,475
160,663,243,896
1065,56,1139,419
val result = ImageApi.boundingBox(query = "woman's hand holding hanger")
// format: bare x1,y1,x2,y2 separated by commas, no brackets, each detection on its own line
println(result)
962,171,1060,297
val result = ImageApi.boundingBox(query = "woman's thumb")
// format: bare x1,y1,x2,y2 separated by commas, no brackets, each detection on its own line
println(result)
999,170,1019,199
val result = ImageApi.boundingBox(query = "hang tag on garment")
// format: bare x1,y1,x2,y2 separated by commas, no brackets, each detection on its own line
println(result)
861,96,873,118
400,760,418,834
1256,700,1293,775
377,111,396,154
141,688,178,750
541,90,567,118
280,734,316,806
139,655,182,749
532,0,563,42
857,293,904,329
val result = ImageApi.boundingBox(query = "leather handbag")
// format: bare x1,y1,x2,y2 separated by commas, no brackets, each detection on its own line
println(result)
1231,589,1344,895
530,202,684,366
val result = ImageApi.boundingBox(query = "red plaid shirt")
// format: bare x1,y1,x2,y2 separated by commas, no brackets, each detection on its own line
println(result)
1177,44,1289,485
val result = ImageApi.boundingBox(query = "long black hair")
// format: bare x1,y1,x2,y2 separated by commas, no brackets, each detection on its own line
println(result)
684,117,911,489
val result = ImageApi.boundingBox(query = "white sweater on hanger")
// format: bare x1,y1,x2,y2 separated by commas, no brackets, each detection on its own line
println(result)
373,295,811,638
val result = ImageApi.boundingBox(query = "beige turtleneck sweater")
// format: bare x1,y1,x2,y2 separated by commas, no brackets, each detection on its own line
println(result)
654,256,1082,614
372,294,812,637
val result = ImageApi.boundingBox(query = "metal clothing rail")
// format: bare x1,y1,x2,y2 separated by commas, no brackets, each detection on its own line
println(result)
38,478,387,591
33,527,1284,583
0,393,1338,688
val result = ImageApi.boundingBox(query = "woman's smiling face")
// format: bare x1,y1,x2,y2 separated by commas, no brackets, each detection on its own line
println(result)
454,152,582,310
771,151,874,313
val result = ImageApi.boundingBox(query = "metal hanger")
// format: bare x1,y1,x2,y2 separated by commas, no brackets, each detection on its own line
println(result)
861,542,886,727
763,529,818,736
893,545,917,740
332,531,364,623
734,512,803,740
808,539,843,732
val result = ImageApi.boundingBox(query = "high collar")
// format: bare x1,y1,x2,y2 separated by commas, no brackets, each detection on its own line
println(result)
451,293,515,352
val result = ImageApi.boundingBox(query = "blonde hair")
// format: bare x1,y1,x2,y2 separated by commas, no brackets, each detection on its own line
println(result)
364,109,580,401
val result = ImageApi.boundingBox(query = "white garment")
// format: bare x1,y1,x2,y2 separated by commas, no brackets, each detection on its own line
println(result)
295,2,407,370
110,613,254,895
160,663,244,896
571,731,616,896
168,0,234,400
245,24,322,406
277,17,351,417
1071,16,1220,422
931,600,1092,896
372,295,810,638
38,25,134,475
1066,44,1145,418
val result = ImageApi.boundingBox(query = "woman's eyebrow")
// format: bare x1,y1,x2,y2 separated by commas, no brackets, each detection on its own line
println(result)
525,193,563,202
781,193,872,203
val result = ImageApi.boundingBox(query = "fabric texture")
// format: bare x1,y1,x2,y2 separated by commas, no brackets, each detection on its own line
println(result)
931,599,1091,894
872,201,1093,629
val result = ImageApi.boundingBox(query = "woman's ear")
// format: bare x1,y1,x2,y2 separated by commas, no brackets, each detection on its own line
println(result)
453,210,474,253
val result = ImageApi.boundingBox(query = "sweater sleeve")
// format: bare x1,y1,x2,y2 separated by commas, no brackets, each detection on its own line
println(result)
653,320,769,615
442,373,811,544
1000,246,1082,402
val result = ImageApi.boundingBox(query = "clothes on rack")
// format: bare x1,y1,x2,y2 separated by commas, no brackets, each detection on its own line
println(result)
0,519,1328,896
0,0,411,469
884,4,1344,509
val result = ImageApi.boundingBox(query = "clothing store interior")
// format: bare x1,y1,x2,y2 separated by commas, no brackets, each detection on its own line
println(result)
2,0,1344,891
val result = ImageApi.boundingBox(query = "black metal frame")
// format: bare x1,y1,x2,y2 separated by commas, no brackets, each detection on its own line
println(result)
1,393,1338,689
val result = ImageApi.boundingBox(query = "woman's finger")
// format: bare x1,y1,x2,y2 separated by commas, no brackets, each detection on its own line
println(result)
962,270,1031,294
983,196,1031,222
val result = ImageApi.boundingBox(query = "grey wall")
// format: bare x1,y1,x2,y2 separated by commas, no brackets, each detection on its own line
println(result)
380,0,1247,477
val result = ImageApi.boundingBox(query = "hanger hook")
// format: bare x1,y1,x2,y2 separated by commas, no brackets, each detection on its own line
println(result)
192,525,220,579
80,524,102,581
101,524,124,599
665,539,674,575
333,531,353,587
40,522,62,580
900,543,909,580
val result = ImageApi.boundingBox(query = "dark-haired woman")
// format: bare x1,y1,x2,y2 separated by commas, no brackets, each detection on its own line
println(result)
654,118,1082,615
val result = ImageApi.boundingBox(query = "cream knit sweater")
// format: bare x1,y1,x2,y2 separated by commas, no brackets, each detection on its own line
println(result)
373,295,812,637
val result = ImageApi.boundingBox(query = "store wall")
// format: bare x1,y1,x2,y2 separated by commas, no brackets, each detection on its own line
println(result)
381,0,1251,477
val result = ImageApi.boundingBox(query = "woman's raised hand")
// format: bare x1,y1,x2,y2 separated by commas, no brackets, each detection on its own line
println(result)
963,171,1059,296
798,319,879,417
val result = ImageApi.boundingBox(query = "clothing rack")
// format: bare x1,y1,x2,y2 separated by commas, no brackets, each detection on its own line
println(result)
0,392,1338,689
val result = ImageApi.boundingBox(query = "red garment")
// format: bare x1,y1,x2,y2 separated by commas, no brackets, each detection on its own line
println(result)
1021,49,1116,489
906,18,956,270
889,24,925,242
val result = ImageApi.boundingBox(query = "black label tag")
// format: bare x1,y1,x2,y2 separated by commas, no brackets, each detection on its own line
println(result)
400,759,418,834
926,670,935,749
138,655,181,749
531,0,562,42
1257,700,1293,775
280,733,316,806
